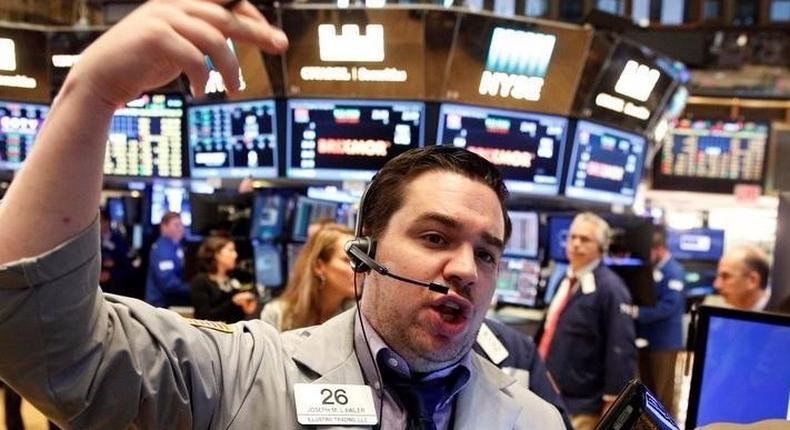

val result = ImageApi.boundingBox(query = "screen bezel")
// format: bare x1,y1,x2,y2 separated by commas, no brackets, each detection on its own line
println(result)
685,305,790,430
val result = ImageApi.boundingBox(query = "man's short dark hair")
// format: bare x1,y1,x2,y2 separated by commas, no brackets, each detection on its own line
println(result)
362,146,512,243
652,224,668,249
160,211,181,226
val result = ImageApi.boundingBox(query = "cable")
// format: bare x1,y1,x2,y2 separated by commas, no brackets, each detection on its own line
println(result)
353,272,385,429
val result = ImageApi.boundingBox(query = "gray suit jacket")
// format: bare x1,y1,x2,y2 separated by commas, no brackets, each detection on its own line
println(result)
0,220,564,429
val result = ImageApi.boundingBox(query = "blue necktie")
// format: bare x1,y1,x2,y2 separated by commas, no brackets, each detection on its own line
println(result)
381,365,463,430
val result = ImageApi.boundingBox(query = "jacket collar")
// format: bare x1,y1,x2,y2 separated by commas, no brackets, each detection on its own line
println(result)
454,355,523,429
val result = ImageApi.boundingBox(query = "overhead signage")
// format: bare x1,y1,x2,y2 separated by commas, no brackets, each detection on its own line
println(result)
594,59,661,120
281,7,425,99
0,38,36,89
477,27,556,102
0,26,50,102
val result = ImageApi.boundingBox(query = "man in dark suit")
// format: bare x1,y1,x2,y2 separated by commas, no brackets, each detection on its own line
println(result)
538,212,636,430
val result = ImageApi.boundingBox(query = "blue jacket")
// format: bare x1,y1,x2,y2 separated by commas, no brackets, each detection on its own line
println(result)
637,256,686,350
145,236,190,308
475,319,573,430
542,264,637,415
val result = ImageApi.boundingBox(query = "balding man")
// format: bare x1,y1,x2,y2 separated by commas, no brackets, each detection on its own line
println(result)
714,244,771,311
538,212,637,430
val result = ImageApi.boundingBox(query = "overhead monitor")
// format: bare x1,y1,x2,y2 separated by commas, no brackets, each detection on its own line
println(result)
0,99,48,171
291,196,340,242
667,228,725,262
581,38,676,132
286,99,425,181
0,26,49,102
280,7,425,99
564,120,647,206
442,14,591,115
437,104,568,195
250,193,285,241
653,119,769,194
494,256,541,307
681,260,718,298
686,306,790,429
504,211,540,258
104,94,185,178
187,99,277,178
253,242,284,288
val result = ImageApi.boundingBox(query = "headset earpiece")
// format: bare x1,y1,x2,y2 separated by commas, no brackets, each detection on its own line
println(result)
345,236,377,273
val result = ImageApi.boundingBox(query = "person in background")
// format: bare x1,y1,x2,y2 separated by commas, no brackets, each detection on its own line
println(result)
538,211,636,430
633,224,685,417
714,244,771,311
191,236,258,323
261,223,354,331
144,211,191,308
99,210,133,296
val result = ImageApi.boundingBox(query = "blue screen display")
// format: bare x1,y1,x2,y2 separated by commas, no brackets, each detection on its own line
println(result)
187,99,277,179
436,104,568,196
254,242,283,288
0,100,49,171
694,315,790,426
548,215,573,262
564,120,646,205
668,228,725,262
250,193,285,241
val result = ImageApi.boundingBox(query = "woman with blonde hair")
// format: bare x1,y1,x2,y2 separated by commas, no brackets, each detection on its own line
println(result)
261,223,355,331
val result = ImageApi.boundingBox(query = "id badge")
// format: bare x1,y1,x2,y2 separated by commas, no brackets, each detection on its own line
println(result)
294,383,378,426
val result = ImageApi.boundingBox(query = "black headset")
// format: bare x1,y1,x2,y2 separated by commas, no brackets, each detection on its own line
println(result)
344,180,377,274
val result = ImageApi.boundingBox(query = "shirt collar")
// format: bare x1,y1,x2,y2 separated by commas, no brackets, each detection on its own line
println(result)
751,288,772,311
353,311,472,405
567,259,600,294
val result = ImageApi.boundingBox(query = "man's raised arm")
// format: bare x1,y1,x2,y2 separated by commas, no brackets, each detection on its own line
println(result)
0,0,287,264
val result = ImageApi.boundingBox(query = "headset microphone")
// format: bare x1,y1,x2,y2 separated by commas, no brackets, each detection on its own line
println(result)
345,242,449,294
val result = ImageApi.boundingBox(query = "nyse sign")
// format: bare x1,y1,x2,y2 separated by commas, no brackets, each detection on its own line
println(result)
478,71,544,101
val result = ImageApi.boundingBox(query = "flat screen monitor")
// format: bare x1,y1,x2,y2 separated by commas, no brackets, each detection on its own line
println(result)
291,196,340,242
437,104,568,195
286,99,425,181
681,260,718,298
547,214,574,262
653,119,769,194
596,379,680,430
253,242,284,288
106,197,126,224
187,99,277,178
564,120,647,206
545,262,569,304
686,306,790,429
667,228,725,262
504,211,540,258
150,183,191,227
0,100,48,171
104,94,185,178
250,193,285,241
189,192,252,237
494,256,541,307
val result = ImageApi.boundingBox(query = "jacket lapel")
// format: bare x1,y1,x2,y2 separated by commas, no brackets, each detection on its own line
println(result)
454,354,523,429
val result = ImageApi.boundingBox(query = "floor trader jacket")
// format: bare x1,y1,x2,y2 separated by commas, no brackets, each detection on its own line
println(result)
0,220,566,429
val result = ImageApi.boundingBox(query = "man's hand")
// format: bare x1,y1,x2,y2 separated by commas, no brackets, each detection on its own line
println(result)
69,0,288,109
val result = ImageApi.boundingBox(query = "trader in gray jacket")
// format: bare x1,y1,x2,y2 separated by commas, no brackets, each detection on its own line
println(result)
0,1,565,428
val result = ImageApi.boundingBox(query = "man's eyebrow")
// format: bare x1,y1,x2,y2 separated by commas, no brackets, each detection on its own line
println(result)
414,212,505,251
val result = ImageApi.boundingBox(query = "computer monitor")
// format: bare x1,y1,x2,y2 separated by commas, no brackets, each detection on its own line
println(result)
290,196,340,242
250,193,285,241
680,260,718,298
0,100,49,171
187,99,278,178
436,104,568,195
104,94,185,178
504,211,540,258
653,119,770,194
106,197,126,224
564,120,647,206
667,228,725,262
150,183,191,227
494,256,541,307
595,379,680,430
686,306,790,429
286,99,425,181
189,191,252,237
545,261,569,304
547,214,574,262
253,242,284,288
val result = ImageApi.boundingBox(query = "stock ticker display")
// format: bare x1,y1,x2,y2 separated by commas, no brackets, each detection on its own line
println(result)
437,104,567,195
104,94,185,178
654,119,769,193
188,99,278,178
286,99,424,181
0,100,48,171
564,120,646,205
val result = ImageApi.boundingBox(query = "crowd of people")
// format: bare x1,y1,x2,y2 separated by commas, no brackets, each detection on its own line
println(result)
0,1,777,428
